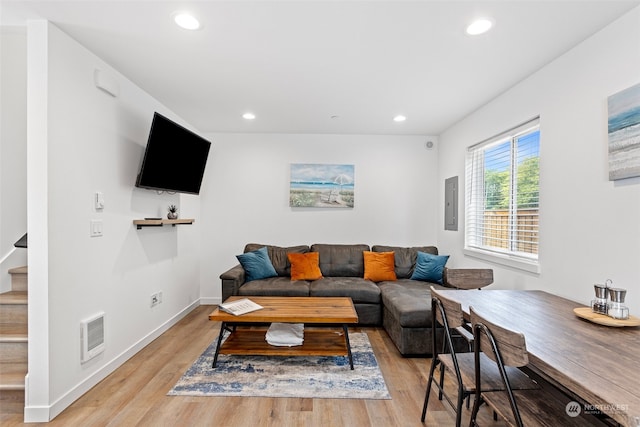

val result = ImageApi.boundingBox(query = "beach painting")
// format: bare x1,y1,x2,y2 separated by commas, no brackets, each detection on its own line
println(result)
290,163,355,208
608,82,640,180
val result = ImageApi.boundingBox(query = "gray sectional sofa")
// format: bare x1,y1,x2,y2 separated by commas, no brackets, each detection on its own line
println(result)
220,243,493,356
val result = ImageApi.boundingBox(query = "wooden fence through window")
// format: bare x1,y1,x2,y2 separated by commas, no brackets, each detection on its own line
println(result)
482,209,538,254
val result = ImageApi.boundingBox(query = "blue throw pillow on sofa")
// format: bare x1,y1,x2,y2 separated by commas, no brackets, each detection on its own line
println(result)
236,246,278,282
411,251,449,284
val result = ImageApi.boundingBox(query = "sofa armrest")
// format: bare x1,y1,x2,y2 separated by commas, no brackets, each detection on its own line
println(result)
220,264,246,302
443,268,493,290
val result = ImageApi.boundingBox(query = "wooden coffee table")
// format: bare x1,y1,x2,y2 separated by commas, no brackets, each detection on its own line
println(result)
209,296,359,369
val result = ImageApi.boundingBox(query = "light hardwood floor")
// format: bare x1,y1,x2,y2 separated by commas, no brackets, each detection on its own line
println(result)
1,305,504,426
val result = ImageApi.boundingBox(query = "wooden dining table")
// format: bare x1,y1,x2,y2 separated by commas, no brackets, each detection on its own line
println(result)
437,289,640,426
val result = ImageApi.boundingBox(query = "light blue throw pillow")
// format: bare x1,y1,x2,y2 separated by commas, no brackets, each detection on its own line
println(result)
410,251,449,284
236,246,278,282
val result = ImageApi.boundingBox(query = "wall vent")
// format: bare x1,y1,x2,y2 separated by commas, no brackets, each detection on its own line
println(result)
80,312,105,363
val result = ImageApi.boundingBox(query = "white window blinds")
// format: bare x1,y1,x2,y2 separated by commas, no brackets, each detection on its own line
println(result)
465,117,540,267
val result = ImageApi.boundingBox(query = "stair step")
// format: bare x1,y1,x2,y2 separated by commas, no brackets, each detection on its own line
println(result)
0,363,27,390
0,323,27,337
7,266,28,293
0,291,27,305
0,363,27,419
7,266,27,275
0,340,27,363
0,322,28,363
7,266,27,292
1,268,27,417
0,291,27,325
0,389,25,415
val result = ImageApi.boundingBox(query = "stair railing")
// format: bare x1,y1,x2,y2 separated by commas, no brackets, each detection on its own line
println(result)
0,233,27,265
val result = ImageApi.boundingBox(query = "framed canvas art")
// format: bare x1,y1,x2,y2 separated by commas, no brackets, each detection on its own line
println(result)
608,82,640,180
290,164,354,208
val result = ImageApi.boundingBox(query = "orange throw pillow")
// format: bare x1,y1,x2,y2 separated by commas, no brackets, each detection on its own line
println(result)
363,251,397,282
287,252,323,281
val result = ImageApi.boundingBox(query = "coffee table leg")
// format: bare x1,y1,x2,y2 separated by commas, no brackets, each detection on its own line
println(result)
343,324,354,370
212,321,227,368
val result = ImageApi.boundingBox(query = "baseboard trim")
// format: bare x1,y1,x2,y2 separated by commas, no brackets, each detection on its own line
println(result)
24,299,201,422
199,296,221,305
21,386,49,424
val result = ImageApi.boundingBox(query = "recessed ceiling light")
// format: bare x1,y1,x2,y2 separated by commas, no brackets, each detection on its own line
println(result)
393,115,407,122
174,13,200,30
466,18,493,36
242,112,256,120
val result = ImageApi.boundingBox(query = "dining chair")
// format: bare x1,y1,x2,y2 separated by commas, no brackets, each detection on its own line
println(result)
421,287,537,426
468,306,608,427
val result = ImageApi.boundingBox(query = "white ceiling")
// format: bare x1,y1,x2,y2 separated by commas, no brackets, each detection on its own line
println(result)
2,1,639,135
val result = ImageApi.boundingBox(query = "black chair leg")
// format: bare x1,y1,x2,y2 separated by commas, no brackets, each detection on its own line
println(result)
469,393,482,427
438,363,445,400
455,389,465,427
421,358,439,422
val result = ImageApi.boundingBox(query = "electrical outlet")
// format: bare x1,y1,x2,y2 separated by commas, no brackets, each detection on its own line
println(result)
150,291,163,308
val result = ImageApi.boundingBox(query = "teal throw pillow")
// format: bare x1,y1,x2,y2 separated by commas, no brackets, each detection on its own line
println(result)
411,251,449,284
236,246,278,282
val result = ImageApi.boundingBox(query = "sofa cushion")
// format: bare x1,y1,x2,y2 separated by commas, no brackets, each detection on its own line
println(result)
363,251,397,282
311,244,370,277
244,243,309,276
372,245,438,279
378,280,448,328
309,277,380,304
411,252,449,284
288,252,323,281
238,276,310,297
236,246,278,282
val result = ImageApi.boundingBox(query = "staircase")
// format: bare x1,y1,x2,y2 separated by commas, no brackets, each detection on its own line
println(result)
0,266,28,415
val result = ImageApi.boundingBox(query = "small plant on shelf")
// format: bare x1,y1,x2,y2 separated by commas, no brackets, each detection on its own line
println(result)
167,204,178,219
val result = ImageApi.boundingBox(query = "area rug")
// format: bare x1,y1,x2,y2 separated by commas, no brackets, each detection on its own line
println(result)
168,332,391,399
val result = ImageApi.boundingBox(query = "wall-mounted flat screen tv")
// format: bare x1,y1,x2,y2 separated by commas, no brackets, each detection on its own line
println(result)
135,112,211,195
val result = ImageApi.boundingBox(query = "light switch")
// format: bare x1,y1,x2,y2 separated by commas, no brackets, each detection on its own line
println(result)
95,192,105,210
90,220,103,237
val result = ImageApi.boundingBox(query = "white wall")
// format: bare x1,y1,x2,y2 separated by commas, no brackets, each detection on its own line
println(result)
18,5,639,422
26,21,202,421
437,7,640,314
0,27,28,291
199,133,440,302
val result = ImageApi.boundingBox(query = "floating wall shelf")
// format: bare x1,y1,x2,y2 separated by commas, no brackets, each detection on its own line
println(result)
133,219,195,229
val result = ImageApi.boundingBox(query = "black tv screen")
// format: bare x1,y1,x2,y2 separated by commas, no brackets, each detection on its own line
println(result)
136,112,211,195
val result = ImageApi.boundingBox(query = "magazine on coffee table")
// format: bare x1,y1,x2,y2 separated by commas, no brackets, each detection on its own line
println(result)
219,298,263,316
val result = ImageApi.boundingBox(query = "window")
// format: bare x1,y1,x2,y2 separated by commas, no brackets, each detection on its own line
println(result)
464,118,540,273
